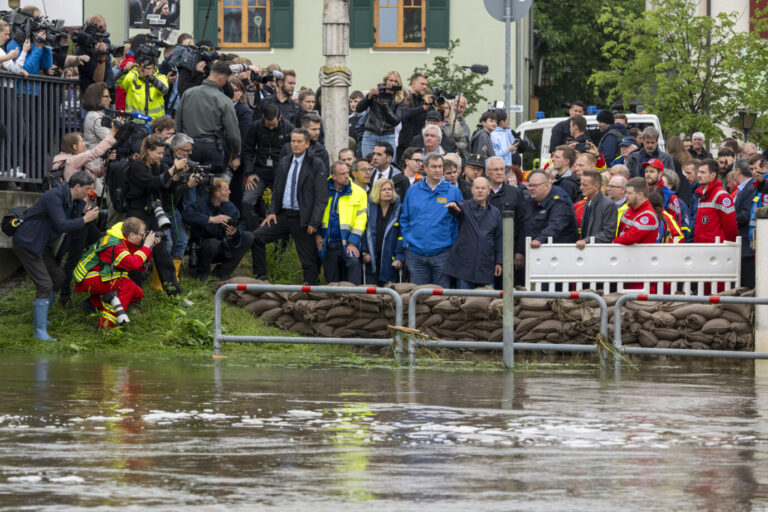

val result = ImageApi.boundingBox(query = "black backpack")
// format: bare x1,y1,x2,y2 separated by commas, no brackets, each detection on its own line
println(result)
1,206,45,237
106,154,136,213
42,160,66,191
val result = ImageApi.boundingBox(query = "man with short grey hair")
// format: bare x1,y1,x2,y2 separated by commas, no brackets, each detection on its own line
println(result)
627,126,674,178
422,124,444,156
688,131,711,160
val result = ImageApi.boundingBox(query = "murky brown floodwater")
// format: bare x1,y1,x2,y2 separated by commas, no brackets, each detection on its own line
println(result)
1,354,768,511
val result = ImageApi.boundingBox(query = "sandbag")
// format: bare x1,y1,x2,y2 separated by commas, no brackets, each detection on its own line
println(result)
530,319,563,333
261,307,283,323
653,328,680,341
518,297,551,311
701,318,730,334
244,299,283,316
685,314,707,330
670,304,723,320
650,311,676,328
720,309,750,323
637,330,658,348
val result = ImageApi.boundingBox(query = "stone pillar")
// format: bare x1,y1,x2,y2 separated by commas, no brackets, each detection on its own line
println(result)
320,0,352,162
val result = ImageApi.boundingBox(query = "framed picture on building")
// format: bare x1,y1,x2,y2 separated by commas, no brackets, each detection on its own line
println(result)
128,0,180,29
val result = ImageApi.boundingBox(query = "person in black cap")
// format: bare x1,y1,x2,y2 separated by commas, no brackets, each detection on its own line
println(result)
596,110,626,166
458,153,485,199
177,60,242,172
402,109,457,164
613,136,638,167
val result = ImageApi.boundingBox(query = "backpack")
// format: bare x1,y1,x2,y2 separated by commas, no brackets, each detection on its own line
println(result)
106,155,135,213
42,160,66,191
1,206,45,237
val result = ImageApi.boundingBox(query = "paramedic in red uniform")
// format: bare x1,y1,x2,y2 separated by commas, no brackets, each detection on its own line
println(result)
693,159,737,243
614,178,659,245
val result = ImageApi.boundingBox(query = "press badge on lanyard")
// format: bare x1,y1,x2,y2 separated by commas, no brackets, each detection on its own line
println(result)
266,158,273,167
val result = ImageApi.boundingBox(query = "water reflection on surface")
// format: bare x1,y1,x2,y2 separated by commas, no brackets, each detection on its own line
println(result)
0,355,768,510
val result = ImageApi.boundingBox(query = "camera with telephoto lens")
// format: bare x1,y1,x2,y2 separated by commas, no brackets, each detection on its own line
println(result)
150,199,171,230
72,22,124,58
3,9,68,49
432,86,456,107
168,44,221,73
259,70,283,84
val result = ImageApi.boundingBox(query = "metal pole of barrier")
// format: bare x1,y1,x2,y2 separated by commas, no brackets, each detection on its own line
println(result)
213,284,403,354
502,211,515,368
614,293,768,359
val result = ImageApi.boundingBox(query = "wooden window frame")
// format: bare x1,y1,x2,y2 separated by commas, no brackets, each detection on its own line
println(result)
373,0,426,49
218,0,271,49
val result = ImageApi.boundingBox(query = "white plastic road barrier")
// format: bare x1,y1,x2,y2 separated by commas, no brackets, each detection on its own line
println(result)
525,237,741,295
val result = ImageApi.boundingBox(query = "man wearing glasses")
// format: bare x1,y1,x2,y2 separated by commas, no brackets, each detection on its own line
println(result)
527,170,578,249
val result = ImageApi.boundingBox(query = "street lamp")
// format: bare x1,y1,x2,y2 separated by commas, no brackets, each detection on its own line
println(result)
738,108,757,142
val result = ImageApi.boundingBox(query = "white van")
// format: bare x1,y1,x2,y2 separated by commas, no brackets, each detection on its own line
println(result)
516,114,665,170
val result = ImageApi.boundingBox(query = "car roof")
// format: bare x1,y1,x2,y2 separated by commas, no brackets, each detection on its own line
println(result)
517,114,660,131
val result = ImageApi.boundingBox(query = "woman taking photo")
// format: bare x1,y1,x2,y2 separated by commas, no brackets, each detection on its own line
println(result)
82,82,113,151
125,135,186,295
355,70,405,159
361,178,404,285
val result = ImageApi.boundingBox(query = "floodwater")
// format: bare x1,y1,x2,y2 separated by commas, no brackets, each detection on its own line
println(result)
1,355,768,511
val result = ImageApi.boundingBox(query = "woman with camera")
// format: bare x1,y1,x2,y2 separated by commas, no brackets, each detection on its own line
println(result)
355,70,405,159
125,134,185,295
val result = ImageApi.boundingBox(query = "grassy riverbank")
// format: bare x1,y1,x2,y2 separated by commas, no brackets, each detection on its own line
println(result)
0,245,355,359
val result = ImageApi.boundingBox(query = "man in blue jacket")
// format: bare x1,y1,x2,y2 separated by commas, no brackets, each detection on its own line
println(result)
183,178,254,281
400,153,463,286
596,110,627,166
12,171,100,341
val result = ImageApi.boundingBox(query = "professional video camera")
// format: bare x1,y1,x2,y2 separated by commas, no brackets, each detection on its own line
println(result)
258,69,283,84
377,83,402,99
432,86,456,107
72,22,124,58
132,33,170,66
185,160,215,187
168,44,220,72
2,9,67,48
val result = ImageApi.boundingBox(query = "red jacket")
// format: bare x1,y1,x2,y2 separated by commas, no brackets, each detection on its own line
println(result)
693,179,737,243
94,237,152,275
614,199,659,245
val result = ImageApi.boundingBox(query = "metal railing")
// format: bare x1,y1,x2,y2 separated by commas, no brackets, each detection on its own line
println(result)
407,288,609,358
213,284,403,356
0,71,80,183
613,293,768,359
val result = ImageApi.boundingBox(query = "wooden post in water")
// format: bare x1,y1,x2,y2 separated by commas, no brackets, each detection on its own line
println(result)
502,211,515,368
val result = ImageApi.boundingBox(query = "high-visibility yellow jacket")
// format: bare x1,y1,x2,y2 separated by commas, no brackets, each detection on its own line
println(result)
319,180,368,258
116,68,168,120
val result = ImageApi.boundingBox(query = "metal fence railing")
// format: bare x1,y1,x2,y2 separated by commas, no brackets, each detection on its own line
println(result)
613,293,768,360
1,71,80,184
213,284,404,356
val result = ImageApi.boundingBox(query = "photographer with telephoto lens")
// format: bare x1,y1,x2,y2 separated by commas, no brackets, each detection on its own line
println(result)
355,70,405,159
124,135,185,294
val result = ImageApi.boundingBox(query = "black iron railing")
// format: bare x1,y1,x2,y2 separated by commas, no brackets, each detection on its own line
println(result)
0,71,80,183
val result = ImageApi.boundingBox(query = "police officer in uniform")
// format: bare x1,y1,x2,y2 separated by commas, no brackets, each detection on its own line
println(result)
527,170,578,247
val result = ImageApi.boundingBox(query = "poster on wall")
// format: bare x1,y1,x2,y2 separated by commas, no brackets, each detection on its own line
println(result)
129,0,180,30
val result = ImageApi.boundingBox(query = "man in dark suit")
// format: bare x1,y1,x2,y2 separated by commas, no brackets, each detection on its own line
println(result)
252,128,329,284
576,170,618,248
733,158,756,288
369,142,410,200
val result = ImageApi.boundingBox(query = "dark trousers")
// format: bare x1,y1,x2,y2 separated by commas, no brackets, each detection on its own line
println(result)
742,256,756,289
241,178,269,232
13,244,65,299
57,224,100,298
191,139,225,172
196,232,254,280
252,210,320,284
323,241,362,285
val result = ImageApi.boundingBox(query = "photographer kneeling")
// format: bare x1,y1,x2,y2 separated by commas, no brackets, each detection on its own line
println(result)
12,172,100,341
125,135,185,295
73,217,159,329
183,178,254,281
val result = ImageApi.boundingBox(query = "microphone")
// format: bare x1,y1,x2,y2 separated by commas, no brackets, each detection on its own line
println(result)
462,64,489,75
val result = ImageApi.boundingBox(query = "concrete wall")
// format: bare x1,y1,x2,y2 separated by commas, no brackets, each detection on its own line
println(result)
83,0,530,126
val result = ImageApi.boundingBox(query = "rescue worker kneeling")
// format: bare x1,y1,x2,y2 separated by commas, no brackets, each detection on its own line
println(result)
73,218,159,329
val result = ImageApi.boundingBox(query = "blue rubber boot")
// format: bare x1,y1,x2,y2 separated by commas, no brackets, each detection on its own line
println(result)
47,292,56,325
32,298,57,341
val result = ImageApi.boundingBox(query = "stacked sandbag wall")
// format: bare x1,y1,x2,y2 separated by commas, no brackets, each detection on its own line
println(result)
220,278,754,351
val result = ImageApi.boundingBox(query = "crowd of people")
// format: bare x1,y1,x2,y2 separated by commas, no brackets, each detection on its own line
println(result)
0,7,761,341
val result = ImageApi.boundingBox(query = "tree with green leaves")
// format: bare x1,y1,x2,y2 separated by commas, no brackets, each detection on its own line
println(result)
589,0,746,140
533,0,644,116
413,39,493,116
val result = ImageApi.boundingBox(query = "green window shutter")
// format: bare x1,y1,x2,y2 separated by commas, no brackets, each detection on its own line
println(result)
349,0,374,48
270,0,294,48
426,0,450,48
193,0,219,43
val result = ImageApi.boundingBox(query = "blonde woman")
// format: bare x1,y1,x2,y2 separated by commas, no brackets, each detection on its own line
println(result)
355,70,405,158
361,178,405,285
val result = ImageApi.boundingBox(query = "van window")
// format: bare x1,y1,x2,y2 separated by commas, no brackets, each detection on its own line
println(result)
523,128,543,170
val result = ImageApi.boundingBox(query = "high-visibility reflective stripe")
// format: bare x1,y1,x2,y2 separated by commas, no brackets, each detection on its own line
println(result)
698,201,735,214
356,209,366,216
621,217,659,231
351,228,364,236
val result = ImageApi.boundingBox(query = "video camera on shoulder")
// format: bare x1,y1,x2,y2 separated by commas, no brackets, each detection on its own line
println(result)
131,33,170,66
72,22,124,58
431,86,455,107
168,44,221,73
3,9,68,49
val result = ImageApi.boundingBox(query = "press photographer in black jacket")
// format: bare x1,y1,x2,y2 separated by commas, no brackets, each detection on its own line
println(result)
124,134,185,294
